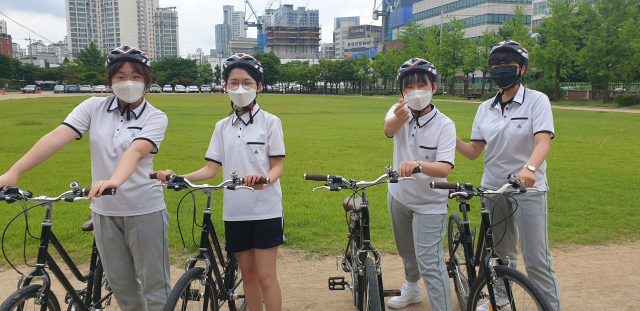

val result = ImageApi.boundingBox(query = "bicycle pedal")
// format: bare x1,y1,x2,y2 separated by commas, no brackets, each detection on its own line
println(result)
446,261,456,278
328,276,348,290
383,289,401,297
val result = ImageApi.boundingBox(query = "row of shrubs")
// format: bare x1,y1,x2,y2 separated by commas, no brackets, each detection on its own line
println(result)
614,94,640,107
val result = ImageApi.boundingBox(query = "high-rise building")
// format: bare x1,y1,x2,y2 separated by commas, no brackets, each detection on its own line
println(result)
223,5,234,25
334,17,360,30
13,42,23,59
154,6,179,59
65,0,179,60
231,11,247,40
215,24,231,58
271,4,319,27
411,0,532,39
0,20,7,35
333,24,382,59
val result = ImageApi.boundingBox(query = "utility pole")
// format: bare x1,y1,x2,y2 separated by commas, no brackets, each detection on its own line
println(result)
24,33,34,65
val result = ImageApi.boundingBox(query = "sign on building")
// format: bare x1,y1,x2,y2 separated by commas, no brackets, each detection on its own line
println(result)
348,25,367,38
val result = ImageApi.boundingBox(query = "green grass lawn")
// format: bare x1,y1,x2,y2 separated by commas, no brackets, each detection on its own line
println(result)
0,93,638,267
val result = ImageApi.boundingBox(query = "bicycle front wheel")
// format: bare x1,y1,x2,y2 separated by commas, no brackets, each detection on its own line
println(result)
163,267,219,311
0,284,61,311
363,257,382,311
448,214,471,311
467,266,553,311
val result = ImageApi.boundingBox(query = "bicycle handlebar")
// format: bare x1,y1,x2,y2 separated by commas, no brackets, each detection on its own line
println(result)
150,172,259,192
0,183,116,204
149,173,268,185
429,181,459,190
304,166,417,192
430,175,538,199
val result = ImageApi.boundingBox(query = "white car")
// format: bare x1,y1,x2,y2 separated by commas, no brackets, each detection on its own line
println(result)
93,85,107,93
79,85,92,93
53,85,65,94
186,86,199,93
175,85,186,93
162,85,173,93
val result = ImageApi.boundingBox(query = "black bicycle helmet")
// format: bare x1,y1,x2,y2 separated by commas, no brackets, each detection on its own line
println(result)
490,41,529,67
105,45,151,69
223,53,264,82
396,58,437,82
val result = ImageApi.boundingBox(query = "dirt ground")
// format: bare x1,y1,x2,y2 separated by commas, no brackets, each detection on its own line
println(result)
1,241,639,311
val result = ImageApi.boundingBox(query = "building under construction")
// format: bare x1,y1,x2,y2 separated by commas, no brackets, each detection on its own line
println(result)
265,26,321,59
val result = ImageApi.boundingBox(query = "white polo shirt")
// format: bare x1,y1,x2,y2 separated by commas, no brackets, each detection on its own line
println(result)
205,103,285,221
385,104,456,214
63,96,168,216
470,85,555,191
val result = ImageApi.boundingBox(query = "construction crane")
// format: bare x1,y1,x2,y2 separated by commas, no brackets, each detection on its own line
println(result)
244,0,278,53
372,0,394,42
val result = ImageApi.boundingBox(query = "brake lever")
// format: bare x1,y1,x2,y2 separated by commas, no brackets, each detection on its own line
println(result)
396,177,417,182
312,186,331,192
227,185,254,192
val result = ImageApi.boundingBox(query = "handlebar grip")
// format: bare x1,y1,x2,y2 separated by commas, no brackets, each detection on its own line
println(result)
304,174,328,182
412,167,421,174
149,173,171,181
81,188,117,196
240,177,269,185
430,181,459,190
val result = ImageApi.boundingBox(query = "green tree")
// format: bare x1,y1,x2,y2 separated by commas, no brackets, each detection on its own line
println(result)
439,18,467,95
578,0,640,103
501,4,535,50
213,65,222,85
152,57,198,86
531,0,578,101
0,54,18,80
477,30,501,94
253,52,281,87
75,42,106,68
197,62,214,84
463,38,485,94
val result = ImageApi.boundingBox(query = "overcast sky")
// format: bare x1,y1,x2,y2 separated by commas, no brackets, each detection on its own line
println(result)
1,0,383,57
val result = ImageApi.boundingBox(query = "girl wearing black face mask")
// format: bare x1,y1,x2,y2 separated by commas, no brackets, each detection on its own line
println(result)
454,41,562,311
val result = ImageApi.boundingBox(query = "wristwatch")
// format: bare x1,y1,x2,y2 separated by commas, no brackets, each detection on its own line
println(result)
415,160,422,173
523,164,536,173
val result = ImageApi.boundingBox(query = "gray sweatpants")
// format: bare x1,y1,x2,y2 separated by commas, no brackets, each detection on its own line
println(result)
484,191,561,311
388,194,453,311
93,209,171,311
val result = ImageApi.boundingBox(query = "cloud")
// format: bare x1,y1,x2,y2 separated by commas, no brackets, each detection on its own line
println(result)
2,10,67,47
1,0,65,19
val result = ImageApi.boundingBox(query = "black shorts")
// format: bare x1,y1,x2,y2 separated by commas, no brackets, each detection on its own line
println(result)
224,217,285,253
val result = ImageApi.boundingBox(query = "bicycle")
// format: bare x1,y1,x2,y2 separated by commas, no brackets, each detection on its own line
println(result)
304,166,418,311
430,175,554,311
0,182,116,311
151,172,265,311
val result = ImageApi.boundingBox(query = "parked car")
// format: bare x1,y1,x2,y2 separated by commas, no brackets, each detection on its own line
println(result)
148,84,162,93
104,86,111,93
213,85,226,93
93,85,107,93
65,85,79,93
79,85,92,93
162,85,173,93
175,85,186,93
54,85,65,94
200,85,212,93
186,85,199,93
23,85,37,94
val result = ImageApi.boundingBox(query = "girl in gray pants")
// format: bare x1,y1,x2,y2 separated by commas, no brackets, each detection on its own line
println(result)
383,58,455,311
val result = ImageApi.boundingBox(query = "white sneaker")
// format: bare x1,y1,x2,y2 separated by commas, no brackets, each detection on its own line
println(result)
387,283,422,309
475,296,511,311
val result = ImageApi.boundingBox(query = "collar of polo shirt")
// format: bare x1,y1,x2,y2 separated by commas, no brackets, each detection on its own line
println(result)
232,103,261,126
106,96,147,120
491,84,526,109
410,104,438,128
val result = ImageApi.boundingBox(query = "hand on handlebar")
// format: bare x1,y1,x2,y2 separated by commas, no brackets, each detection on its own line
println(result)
151,169,175,184
88,179,120,199
0,172,19,190
516,168,536,188
243,174,268,190
398,161,420,177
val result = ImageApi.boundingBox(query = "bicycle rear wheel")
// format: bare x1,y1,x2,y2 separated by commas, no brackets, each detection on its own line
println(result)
363,257,382,311
0,284,61,311
225,254,247,311
448,214,471,311
91,259,116,310
467,265,553,311
163,267,219,311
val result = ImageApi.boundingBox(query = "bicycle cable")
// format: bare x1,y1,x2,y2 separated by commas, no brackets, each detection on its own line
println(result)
2,202,46,275
483,192,519,249
174,188,199,252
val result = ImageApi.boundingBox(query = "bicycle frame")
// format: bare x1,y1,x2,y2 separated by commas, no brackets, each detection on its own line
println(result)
19,202,108,311
182,189,244,306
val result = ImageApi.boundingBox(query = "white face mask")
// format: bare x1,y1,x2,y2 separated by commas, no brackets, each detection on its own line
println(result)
228,86,257,107
112,81,146,104
403,89,433,111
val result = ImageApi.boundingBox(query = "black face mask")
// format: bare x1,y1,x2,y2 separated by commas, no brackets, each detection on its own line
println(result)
491,66,520,89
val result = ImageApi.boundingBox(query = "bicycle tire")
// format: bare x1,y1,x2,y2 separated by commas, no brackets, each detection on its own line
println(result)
163,267,219,311
467,265,554,311
448,214,471,311
226,254,247,311
0,284,61,311
363,257,382,311
348,236,360,308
